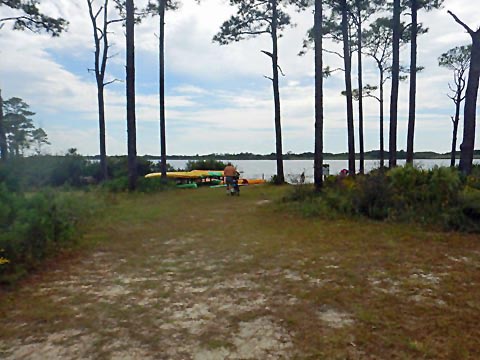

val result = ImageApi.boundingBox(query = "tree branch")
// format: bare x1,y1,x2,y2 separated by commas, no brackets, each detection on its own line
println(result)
365,94,380,102
94,6,103,21
107,51,120,59
104,79,122,86
328,67,344,73
261,50,273,58
238,30,269,36
448,82,455,93
447,10,474,36
107,18,125,25
324,48,344,58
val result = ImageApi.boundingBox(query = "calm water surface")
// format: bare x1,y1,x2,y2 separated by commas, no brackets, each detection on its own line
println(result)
164,159,478,183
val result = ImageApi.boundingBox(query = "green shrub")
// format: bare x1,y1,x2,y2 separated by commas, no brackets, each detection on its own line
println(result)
150,161,176,173
0,154,162,191
0,153,97,190
107,156,155,179
322,185,356,216
466,165,480,190
283,184,315,202
50,152,91,187
428,166,462,206
387,165,429,217
283,165,480,233
299,197,332,218
385,166,462,223
137,177,176,193
353,171,391,220
0,187,101,284
101,176,130,193
185,159,227,171
0,161,22,192
454,187,480,231
101,175,176,193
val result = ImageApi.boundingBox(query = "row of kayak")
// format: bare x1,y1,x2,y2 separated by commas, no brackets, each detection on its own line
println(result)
145,170,266,188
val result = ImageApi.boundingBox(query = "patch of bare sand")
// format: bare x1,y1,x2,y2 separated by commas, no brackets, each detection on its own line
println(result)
317,308,354,329
193,317,293,360
1,330,94,360
2,234,301,359
368,271,401,295
104,338,155,360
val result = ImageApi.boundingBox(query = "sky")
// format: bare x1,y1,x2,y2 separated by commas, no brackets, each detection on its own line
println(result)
0,0,479,156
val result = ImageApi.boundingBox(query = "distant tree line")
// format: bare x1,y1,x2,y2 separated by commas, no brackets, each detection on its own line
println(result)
134,150,480,161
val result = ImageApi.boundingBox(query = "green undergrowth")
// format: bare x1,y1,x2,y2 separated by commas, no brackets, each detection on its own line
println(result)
283,165,480,232
101,176,177,193
0,186,106,285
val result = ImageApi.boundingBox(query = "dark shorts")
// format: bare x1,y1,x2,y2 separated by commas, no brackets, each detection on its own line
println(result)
225,176,234,185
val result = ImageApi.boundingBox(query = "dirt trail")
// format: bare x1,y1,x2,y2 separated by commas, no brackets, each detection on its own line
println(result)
0,189,309,359
1,243,295,359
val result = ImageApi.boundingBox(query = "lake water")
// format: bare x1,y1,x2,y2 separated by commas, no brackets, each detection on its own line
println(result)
163,159,479,183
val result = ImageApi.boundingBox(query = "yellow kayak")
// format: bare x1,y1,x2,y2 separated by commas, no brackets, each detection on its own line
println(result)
145,171,266,185
145,170,224,179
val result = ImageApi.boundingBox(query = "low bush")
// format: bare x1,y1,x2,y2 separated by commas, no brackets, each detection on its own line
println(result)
0,154,178,192
137,177,176,193
185,159,227,171
0,153,96,190
106,156,155,179
101,176,130,193
452,187,480,232
353,170,391,220
269,174,288,185
102,176,176,193
284,165,480,232
150,161,177,173
0,185,102,284
282,183,315,202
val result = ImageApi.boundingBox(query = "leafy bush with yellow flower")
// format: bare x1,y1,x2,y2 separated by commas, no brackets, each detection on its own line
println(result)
0,249,9,266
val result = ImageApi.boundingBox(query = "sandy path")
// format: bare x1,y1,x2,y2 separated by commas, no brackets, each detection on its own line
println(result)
0,194,307,359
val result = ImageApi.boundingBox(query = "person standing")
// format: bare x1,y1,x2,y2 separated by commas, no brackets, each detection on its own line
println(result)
224,163,237,192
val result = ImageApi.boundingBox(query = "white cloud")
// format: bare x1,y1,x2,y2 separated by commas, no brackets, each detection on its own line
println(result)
0,0,479,155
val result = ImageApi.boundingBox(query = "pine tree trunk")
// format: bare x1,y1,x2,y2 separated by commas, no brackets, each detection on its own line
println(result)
97,82,108,180
0,90,7,161
88,0,109,181
450,84,463,167
126,0,137,191
341,0,355,175
271,0,284,184
389,0,400,168
450,111,460,168
356,1,364,174
314,0,323,190
406,0,417,164
459,34,480,175
159,0,167,178
379,68,385,169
